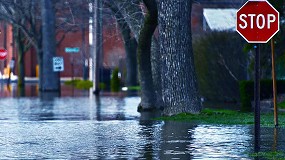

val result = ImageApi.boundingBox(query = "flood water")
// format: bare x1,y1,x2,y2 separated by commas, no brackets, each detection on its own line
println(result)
0,83,284,159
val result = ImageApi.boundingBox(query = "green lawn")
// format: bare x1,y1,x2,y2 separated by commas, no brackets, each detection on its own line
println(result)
250,151,285,160
157,108,285,127
278,100,285,109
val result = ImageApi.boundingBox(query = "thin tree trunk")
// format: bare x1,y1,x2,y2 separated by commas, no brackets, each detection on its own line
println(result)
158,0,201,115
41,0,60,91
137,0,158,111
106,1,138,87
14,28,25,89
17,49,25,89
126,38,138,87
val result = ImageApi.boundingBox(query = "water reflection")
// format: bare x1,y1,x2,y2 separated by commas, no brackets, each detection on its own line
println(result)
0,84,285,159
0,83,90,98
191,125,252,159
160,122,195,159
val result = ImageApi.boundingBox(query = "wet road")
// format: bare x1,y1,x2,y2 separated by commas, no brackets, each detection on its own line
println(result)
0,85,284,159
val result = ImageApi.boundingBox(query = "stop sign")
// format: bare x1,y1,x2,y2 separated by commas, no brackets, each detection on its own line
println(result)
236,0,279,43
0,48,7,60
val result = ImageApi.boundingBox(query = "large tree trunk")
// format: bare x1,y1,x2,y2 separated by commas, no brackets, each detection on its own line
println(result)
137,0,158,111
158,0,201,115
151,37,163,108
41,0,60,91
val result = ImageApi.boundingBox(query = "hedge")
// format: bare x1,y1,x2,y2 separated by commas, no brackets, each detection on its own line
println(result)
111,68,121,92
239,79,285,112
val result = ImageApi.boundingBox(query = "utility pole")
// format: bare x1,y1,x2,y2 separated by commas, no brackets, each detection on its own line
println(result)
93,0,103,95
41,0,60,92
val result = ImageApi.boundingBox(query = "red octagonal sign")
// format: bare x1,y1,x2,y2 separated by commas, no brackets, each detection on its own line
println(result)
0,48,7,60
236,0,279,43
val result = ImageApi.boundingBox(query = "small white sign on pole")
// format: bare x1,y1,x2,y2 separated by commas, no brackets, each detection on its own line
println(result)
53,57,64,72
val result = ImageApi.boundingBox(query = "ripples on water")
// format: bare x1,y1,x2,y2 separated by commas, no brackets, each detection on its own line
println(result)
0,85,284,159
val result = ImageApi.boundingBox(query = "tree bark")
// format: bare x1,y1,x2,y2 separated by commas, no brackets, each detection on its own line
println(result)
151,37,163,108
137,0,158,111
126,37,138,87
158,0,201,115
14,28,25,89
41,0,60,91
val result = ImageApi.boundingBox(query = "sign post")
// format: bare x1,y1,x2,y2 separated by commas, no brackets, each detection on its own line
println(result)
254,44,261,152
236,0,279,152
65,47,79,81
271,39,278,127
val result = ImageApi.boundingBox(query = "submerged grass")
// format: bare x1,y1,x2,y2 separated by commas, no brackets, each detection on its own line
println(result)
250,151,285,159
157,108,285,127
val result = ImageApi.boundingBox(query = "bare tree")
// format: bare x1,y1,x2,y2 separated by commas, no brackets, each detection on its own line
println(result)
0,0,42,89
107,0,163,110
0,0,92,91
105,1,138,87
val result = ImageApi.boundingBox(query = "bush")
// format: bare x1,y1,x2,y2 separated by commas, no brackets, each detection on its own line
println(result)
64,79,93,90
239,79,285,112
64,79,81,86
193,31,247,102
111,68,121,92
76,80,93,90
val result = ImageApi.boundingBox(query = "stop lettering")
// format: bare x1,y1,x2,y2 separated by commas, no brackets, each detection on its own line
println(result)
236,0,279,43
239,14,276,29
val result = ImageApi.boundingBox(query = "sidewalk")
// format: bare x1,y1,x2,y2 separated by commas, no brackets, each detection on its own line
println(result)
25,77,82,83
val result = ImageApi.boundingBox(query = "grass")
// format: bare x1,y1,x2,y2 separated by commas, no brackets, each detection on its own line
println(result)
250,151,285,159
278,100,285,109
128,86,141,91
157,108,285,127
64,79,93,90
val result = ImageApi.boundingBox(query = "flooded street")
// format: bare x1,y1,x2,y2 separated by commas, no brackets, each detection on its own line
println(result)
0,84,284,159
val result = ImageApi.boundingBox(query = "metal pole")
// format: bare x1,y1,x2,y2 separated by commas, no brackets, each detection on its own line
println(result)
254,43,260,152
93,0,102,95
271,39,278,127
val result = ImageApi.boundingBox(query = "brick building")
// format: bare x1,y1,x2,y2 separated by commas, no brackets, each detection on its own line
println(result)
0,0,246,79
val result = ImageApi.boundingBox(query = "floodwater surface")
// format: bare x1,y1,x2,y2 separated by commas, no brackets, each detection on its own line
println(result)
0,84,284,159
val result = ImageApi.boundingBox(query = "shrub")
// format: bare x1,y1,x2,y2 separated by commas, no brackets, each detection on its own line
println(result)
64,79,93,90
239,79,285,112
64,79,81,86
193,31,247,102
111,68,121,92
76,80,93,90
